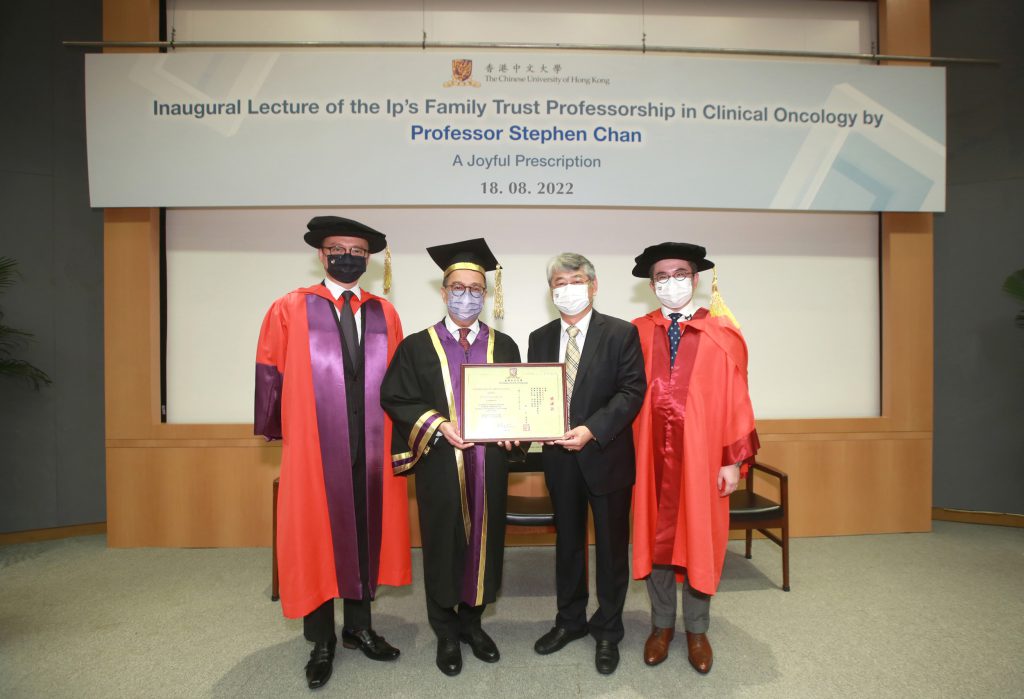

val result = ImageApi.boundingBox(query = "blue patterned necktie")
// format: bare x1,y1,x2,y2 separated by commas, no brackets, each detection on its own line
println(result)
668,313,683,367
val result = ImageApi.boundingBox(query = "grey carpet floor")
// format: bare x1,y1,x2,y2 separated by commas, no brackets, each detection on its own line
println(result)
1,521,1022,698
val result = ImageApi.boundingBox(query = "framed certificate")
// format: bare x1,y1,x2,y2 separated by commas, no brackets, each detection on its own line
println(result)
460,363,567,442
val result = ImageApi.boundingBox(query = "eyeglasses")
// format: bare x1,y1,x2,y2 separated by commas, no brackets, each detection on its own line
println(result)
653,270,694,284
446,283,486,298
322,244,368,257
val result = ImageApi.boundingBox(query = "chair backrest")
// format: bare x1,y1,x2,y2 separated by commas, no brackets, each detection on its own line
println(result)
506,450,554,527
728,461,787,525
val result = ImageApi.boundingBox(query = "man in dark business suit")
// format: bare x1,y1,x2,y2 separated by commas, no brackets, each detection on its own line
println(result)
528,252,647,675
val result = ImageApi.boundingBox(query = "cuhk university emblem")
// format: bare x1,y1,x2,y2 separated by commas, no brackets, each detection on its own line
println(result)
444,58,480,87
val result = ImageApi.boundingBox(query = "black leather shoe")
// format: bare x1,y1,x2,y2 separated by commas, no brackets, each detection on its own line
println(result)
341,627,400,661
436,638,463,676
534,626,588,655
595,640,620,675
459,627,500,663
305,637,337,689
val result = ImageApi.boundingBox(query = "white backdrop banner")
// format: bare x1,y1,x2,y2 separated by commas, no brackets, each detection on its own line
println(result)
85,51,945,211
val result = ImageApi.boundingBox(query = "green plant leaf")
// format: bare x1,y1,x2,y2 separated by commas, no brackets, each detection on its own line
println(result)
0,257,51,389
0,358,52,388
0,256,19,292
0,324,34,353
1003,268,1024,302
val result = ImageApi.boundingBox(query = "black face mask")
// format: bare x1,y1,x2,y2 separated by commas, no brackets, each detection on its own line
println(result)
326,254,367,284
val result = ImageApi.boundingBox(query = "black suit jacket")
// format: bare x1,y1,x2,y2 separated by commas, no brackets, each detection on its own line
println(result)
527,309,647,495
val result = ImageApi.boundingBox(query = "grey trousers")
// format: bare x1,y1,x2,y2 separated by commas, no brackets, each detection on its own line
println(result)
646,565,711,633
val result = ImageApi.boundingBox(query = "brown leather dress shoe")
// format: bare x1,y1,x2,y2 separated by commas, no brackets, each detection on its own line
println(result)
685,632,713,674
644,627,674,666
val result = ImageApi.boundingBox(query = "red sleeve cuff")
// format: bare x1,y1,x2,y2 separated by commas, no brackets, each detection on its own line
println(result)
723,429,759,474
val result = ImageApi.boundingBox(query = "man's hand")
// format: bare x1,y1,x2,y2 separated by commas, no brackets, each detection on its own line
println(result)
438,421,474,450
717,463,741,497
496,439,522,452
551,426,594,452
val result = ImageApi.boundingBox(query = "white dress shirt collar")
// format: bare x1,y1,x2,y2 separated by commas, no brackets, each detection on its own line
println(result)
558,308,593,363
444,314,480,341
324,278,361,301
661,301,697,321
560,308,594,337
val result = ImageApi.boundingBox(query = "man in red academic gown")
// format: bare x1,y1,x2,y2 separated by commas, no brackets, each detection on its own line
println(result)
255,216,410,690
630,242,759,675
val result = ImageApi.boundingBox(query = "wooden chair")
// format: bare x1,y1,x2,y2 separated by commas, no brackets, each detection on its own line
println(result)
505,450,555,527
728,460,789,591
271,477,279,601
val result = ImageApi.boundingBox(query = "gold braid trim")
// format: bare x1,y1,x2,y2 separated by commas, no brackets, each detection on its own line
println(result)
383,246,393,295
493,264,504,319
427,326,472,544
474,326,496,604
444,262,486,276
709,267,741,328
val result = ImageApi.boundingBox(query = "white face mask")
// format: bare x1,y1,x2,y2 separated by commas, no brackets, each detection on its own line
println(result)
552,282,591,316
654,276,693,310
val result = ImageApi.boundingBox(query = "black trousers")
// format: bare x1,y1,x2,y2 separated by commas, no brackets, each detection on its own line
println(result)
304,598,372,643
545,455,633,643
425,596,486,642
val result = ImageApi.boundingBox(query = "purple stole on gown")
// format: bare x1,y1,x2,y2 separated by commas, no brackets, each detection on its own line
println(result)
433,320,492,606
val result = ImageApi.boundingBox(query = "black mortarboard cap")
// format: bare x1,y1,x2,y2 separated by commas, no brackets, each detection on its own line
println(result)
631,242,714,278
426,238,499,275
426,238,505,318
303,216,387,253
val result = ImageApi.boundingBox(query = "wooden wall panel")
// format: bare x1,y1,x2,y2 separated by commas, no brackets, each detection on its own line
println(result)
758,437,932,536
105,434,932,547
879,0,931,61
102,0,936,548
881,214,934,431
107,445,281,547
103,0,159,52
104,208,161,439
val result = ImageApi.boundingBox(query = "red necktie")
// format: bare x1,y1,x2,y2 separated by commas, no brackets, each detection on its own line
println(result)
458,327,471,356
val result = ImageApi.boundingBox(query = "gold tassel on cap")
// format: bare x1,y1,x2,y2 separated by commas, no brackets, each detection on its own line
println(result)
709,267,740,328
383,246,393,295
493,264,504,319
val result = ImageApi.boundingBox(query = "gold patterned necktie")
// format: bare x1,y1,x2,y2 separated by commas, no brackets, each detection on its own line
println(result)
565,325,580,404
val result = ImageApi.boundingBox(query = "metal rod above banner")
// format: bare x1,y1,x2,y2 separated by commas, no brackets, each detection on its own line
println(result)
62,39,997,65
